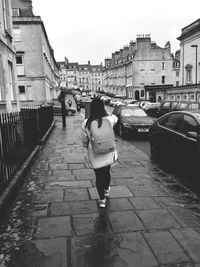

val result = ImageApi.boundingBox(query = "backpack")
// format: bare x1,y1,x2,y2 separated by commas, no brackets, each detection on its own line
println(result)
90,117,116,154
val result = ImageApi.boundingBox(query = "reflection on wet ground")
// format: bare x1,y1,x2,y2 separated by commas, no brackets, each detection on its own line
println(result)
150,157,200,198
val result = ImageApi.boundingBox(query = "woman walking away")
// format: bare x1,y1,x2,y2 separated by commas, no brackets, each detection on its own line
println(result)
81,98,118,208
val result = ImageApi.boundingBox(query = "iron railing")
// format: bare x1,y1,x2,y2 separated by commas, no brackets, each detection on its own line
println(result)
0,105,53,195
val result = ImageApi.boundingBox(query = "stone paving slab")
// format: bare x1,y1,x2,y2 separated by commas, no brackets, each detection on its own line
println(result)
105,198,134,211
168,207,200,228
35,188,63,203
35,216,71,239
153,195,200,208
129,184,168,197
26,204,48,217
71,232,158,267
62,153,86,163
144,230,190,265
89,185,133,199
63,188,89,201
10,239,68,267
137,209,180,230
49,163,69,170
50,200,99,216
170,228,200,263
52,170,73,177
45,180,92,189
114,178,143,186
72,213,112,236
46,173,75,181
68,163,85,169
108,210,146,233
129,196,161,210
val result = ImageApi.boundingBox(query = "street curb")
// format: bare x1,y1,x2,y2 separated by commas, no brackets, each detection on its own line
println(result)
39,120,56,147
0,121,56,218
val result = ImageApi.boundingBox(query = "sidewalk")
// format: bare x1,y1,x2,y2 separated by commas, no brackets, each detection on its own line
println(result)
1,113,200,267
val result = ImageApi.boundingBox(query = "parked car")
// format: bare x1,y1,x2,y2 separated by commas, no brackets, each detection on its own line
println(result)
123,99,138,105
114,99,124,107
109,98,121,107
112,105,154,138
157,100,200,117
174,101,200,112
52,101,76,116
100,95,111,104
143,102,161,117
157,101,179,117
139,101,151,109
149,110,200,168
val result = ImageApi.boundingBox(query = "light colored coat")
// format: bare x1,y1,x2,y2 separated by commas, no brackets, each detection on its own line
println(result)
81,114,118,169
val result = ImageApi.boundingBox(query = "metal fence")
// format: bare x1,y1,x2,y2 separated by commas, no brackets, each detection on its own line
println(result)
0,105,53,195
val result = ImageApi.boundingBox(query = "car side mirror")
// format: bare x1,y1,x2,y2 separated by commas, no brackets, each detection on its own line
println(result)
186,131,199,140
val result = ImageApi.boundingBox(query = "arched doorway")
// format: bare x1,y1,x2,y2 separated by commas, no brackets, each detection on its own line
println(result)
135,90,139,100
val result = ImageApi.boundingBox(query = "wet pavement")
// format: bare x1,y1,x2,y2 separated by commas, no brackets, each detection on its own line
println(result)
1,112,200,267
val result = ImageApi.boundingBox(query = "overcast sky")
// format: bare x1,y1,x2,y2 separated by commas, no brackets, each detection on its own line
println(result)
33,0,199,65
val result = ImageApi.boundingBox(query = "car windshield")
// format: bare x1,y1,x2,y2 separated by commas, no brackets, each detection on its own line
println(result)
121,108,147,117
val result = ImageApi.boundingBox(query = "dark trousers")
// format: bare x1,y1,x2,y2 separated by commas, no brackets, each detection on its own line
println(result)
94,165,111,200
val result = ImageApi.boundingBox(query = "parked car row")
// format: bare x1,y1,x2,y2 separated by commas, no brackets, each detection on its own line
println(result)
157,100,200,117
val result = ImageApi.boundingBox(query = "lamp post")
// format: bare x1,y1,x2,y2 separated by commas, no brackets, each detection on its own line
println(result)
191,45,198,84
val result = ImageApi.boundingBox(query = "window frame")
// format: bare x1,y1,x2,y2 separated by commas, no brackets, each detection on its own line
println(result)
158,113,182,131
13,27,21,42
177,114,199,135
18,85,25,94
161,62,166,70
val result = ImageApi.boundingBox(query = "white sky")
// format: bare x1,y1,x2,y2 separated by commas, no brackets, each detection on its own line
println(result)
33,0,200,65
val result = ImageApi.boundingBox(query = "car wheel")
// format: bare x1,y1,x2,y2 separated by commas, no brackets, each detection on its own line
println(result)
67,110,73,116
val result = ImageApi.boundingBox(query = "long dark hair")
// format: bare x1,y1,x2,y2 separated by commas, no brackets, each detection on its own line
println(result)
86,98,107,130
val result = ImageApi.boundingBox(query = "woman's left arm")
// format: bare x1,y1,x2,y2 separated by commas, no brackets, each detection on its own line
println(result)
81,121,89,148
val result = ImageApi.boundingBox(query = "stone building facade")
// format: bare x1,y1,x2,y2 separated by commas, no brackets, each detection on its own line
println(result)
103,35,178,101
151,19,200,103
57,58,104,92
11,0,60,104
0,0,19,112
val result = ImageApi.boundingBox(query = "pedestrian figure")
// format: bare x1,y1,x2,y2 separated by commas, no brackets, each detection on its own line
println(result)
81,98,118,208
68,99,72,107
58,89,66,128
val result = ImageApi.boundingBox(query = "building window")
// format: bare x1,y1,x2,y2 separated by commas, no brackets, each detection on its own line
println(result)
16,55,23,65
186,69,192,83
176,81,179,86
176,71,179,77
16,55,24,76
175,62,179,67
161,76,165,84
141,90,145,97
12,8,20,17
19,85,25,94
13,27,21,41
161,62,166,70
